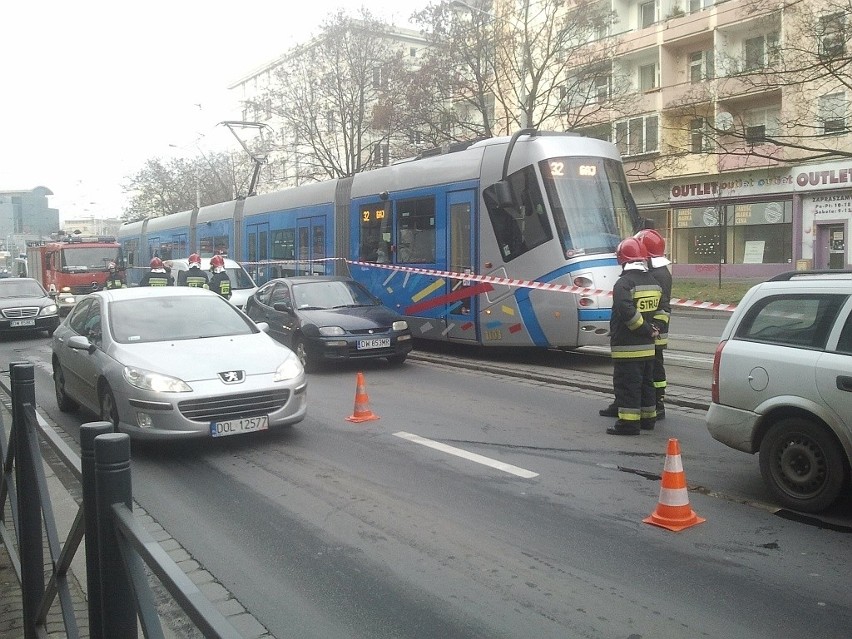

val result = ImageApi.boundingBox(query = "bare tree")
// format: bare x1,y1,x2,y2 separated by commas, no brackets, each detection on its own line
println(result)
122,152,250,221
248,10,412,183
409,0,634,143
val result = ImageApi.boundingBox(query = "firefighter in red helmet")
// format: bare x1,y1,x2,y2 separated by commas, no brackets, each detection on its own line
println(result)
635,229,671,420
105,261,125,289
605,237,661,436
139,257,173,287
208,254,231,299
178,253,210,289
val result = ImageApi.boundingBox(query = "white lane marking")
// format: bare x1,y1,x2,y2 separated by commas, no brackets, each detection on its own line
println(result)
393,431,539,479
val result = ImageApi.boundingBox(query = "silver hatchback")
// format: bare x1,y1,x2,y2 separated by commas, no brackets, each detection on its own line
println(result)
52,287,307,441
706,271,852,512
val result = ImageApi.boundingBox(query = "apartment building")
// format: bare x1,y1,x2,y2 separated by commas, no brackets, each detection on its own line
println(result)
579,0,852,278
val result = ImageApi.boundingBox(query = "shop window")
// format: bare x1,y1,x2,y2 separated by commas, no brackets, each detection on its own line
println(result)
671,201,792,266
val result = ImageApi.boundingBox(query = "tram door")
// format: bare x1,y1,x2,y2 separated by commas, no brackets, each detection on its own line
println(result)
246,222,269,284
445,190,477,342
296,216,327,275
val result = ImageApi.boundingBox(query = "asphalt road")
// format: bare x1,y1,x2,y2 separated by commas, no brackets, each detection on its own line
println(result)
3,311,850,639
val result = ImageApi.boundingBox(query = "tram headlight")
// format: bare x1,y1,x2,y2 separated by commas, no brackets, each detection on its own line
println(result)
573,276,593,289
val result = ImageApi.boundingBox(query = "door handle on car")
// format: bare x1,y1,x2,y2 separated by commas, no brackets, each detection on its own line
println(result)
836,376,852,392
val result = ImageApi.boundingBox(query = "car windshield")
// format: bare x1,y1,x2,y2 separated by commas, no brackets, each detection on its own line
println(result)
292,280,379,310
61,247,120,271
0,280,45,298
109,295,257,344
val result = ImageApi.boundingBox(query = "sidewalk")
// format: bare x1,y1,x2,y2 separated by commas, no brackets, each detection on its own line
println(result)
0,394,273,639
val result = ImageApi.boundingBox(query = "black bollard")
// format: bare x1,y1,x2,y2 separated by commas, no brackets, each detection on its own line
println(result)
94,433,137,637
79,422,115,639
11,361,43,639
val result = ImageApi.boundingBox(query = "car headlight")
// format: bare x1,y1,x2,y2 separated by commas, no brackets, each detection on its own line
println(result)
393,320,408,331
59,295,75,304
40,304,58,316
274,351,303,381
123,366,192,392
319,326,346,336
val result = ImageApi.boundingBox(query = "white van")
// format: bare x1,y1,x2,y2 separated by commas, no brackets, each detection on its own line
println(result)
164,257,258,310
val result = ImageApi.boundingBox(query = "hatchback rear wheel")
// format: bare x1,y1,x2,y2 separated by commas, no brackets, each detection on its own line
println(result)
759,417,847,513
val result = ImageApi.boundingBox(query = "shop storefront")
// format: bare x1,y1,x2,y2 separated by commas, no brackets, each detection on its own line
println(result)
631,159,852,279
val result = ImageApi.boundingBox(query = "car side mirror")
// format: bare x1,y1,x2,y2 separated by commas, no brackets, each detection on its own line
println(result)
273,301,294,314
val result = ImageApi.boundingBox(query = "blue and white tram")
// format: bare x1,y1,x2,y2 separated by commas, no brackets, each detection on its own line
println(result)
118,130,642,349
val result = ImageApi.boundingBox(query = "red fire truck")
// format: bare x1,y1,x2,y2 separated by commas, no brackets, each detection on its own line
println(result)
26,235,124,316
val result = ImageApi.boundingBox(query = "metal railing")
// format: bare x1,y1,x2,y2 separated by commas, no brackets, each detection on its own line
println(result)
0,361,243,638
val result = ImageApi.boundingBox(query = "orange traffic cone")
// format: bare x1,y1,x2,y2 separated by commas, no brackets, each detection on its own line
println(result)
346,372,380,423
644,438,706,532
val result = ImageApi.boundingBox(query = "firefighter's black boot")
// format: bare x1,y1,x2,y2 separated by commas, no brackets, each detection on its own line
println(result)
599,402,618,417
606,420,640,436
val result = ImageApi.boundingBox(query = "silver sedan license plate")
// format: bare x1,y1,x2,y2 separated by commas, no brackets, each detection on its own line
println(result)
210,415,269,438
357,337,390,350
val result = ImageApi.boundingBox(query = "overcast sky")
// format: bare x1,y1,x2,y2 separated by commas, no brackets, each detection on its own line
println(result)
0,1,425,221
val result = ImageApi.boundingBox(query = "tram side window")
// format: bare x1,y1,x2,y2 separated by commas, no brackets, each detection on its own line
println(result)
272,229,296,277
359,204,391,262
199,235,230,258
397,197,436,263
484,165,552,261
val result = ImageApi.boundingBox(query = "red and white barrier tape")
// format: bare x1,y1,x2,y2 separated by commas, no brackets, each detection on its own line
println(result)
241,258,737,311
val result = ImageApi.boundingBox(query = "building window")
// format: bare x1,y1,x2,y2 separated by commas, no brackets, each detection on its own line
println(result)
579,123,611,142
372,66,386,89
594,74,611,103
409,47,418,58
373,142,389,166
689,0,712,13
615,115,659,156
819,13,846,58
690,118,711,152
744,106,780,143
819,93,848,135
326,110,335,133
744,32,779,71
639,63,658,91
639,1,656,28
689,51,714,83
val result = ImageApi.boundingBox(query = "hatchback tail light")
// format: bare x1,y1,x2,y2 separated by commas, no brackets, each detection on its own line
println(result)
711,340,726,404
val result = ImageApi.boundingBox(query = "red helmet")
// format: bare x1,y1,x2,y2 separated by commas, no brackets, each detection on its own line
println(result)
210,255,225,269
150,257,164,269
616,237,647,265
189,253,201,266
634,229,666,258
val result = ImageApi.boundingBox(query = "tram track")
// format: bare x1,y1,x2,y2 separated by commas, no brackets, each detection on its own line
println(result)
407,341,712,412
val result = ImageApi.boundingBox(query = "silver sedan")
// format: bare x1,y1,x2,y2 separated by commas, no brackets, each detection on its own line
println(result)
51,287,307,441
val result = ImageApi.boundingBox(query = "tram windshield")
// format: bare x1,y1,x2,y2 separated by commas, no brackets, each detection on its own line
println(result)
540,157,641,257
